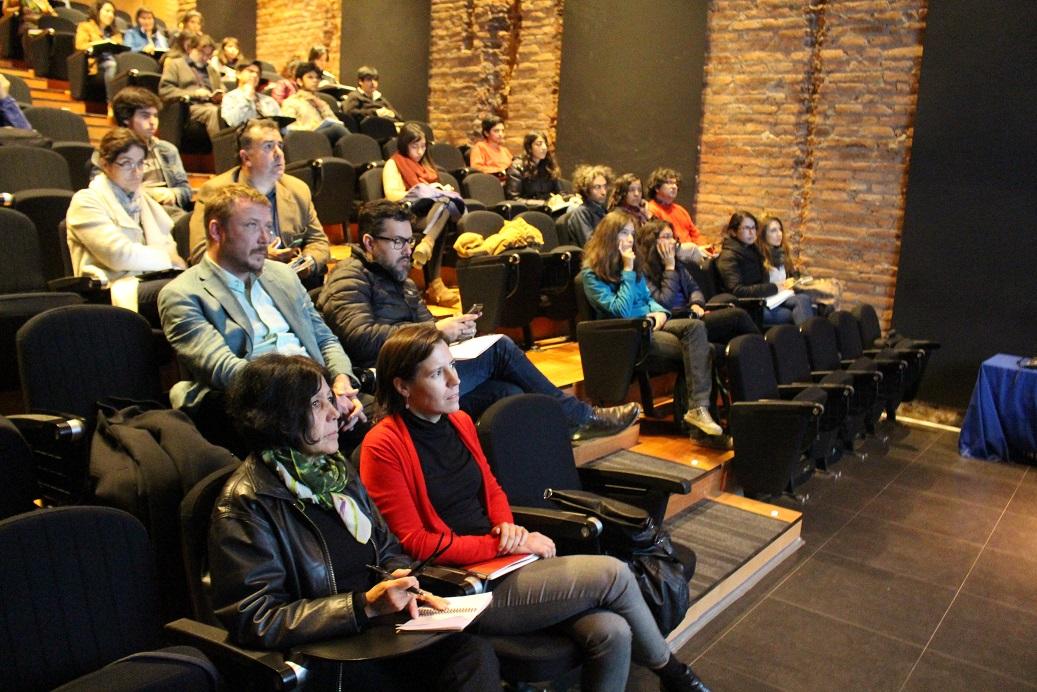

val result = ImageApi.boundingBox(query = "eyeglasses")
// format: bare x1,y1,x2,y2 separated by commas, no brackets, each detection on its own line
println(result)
373,235,417,250
112,159,145,171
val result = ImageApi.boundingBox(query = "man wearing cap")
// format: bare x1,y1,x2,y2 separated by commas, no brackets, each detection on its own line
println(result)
221,59,281,128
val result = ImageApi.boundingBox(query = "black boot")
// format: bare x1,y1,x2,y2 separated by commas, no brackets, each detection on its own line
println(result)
570,402,640,442
656,654,711,692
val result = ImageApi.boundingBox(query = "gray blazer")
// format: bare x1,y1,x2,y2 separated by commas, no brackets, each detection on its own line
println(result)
158,258,352,412
159,57,224,101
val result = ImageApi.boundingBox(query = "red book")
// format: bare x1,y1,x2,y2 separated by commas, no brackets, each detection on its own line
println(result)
462,553,539,580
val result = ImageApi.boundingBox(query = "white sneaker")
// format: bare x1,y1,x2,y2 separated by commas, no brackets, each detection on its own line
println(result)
684,406,723,437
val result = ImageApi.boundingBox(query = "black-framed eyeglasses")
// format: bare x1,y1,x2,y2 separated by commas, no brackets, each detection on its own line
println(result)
373,235,417,250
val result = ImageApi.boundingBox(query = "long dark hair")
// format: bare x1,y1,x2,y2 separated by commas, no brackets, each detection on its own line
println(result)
725,210,760,243
396,122,436,168
582,210,641,284
375,323,447,417
635,219,673,288
227,354,331,454
518,131,559,181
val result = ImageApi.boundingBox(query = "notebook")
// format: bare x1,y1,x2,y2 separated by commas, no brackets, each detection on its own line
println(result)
461,553,539,580
395,592,493,632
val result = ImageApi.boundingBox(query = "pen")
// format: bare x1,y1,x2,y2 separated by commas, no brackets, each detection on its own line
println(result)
365,564,428,597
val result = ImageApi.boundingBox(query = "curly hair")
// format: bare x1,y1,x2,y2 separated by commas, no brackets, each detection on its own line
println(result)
607,173,642,211
582,210,641,284
571,164,614,199
645,167,681,201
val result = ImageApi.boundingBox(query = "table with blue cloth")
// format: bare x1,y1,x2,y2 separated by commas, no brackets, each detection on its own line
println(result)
959,354,1037,463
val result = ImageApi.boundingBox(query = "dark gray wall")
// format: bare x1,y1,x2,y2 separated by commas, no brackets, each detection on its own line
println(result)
894,0,1037,408
196,0,256,61
340,0,430,122
555,1,708,207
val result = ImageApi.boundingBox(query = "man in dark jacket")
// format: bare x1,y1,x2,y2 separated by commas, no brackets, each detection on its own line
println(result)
317,200,640,441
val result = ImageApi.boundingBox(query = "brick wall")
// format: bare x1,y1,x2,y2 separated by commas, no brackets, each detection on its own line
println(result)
427,0,563,149
695,0,927,322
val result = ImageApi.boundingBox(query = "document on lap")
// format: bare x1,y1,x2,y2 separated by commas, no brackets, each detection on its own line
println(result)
462,552,539,580
395,592,493,632
448,333,503,360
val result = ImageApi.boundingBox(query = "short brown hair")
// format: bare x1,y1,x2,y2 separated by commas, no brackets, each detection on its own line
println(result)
203,183,269,237
375,324,446,417
237,117,280,157
112,87,161,127
97,127,146,165
646,167,681,201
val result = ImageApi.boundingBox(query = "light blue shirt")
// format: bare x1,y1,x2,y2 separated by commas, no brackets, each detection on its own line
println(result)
202,255,307,359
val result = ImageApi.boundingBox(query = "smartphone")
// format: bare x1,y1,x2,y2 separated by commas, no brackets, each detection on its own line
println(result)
467,303,484,315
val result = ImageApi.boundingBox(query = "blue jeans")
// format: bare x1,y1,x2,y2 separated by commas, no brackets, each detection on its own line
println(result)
456,335,592,427
316,119,349,145
476,555,672,692
764,292,814,326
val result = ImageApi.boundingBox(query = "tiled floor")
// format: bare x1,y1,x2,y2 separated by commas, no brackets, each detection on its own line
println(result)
628,423,1037,691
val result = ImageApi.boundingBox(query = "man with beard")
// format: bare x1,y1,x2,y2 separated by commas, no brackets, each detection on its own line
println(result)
159,184,363,452
317,200,640,440
565,164,613,247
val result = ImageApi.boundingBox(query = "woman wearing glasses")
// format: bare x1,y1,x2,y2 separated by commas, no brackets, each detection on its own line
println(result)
360,324,710,692
66,127,186,326
208,354,500,691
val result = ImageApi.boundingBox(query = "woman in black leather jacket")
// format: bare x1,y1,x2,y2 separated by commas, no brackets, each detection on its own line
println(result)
207,354,499,691
505,130,563,204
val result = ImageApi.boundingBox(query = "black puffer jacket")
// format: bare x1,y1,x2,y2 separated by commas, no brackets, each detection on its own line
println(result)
208,457,410,650
316,246,435,368
716,236,778,298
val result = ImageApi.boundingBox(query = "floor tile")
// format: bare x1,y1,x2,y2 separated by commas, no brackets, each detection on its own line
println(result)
796,504,856,550
929,593,1037,683
892,462,1018,509
859,484,1002,544
902,650,1037,691
915,447,1029,483
962,548,1037,616
794,474,887,513
687,659,785,692
704,599,921,691
770,552,956,645
836,450,912,486
1007,472,1037,518
820,515,981,589
987,510,1037,556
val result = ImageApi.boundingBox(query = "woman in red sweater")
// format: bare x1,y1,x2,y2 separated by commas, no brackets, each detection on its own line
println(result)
360,324,709,692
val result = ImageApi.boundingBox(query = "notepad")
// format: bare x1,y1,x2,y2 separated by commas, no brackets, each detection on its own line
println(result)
462,553,538,580
765,289,795,310
395,592,493,632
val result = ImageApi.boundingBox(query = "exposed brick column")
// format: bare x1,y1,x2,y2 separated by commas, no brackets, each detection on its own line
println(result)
252,0,341,80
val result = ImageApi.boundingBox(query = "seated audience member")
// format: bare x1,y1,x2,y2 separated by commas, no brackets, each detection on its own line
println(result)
166,9,202,60
221,60,280,127
637,219,759,343
757,215,801,285
645,167,713,266
718,211,813,326
308,44,338,87
3,0,56,33
360,324,711,692
159,184,361,450
468,115,512,178
122,7,167,55
208,354,499,691
74,0,122,102
0,73,31,129
188,118,330,288
581,211,723,438
281,61,349,145
210,36,241,84
159,32,224,138
317,200,639,439
608,173,649,227
67,128,186,326
100,87,192,221
269,56,300,104
382,122,464,307
505,130,563,206
342,65,401,122
565,163,613,246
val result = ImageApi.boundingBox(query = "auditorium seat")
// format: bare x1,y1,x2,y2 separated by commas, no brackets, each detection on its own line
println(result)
430,141,471,181
851,302,939,402
462,171,525,219
829,309,907,423
358,114,396,143
109,51,163,96
282,129,356,229
22,105,95,190
1,71,32,106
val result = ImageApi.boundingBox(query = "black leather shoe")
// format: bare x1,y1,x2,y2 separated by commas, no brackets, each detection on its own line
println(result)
658,660,711,692
571,402,640,442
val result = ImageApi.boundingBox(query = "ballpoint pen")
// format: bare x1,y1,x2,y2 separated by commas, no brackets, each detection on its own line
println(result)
364,563,429,597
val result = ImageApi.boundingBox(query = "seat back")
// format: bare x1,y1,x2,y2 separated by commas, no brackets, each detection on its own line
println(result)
573,270,597,321
0,147,73,192
476,394,582,509
357,165,385,203
765,324,814,384
381,136,397,158
284,128,333,163
799,316,843,371
517,210,557,250
335,132,383,166
686,257,721,300
436,169,461,192
829,310,865,359
0,207,47,293
54,5,86,23
314,91,344,119
850,302,883,347
38,14,77,32
726,334,781,402
0,415,39,520
0,506,163,690
23,105,90,143
17,304,163,420
115,51,160,74
180,464,239,624
173,210,192,260
358,115,397,143
1,70,32,105
457,209,505,238
429,142,466,171
13,189,75,281
462,172,506,206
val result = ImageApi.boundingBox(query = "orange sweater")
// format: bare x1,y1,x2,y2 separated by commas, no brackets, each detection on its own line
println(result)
647,199,701,244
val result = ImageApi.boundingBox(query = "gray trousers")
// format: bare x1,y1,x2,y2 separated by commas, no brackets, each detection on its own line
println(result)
475,555,670,692
649,317,713,408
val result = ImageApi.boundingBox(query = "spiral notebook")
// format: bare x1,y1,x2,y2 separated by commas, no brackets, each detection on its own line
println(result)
395,592,493,632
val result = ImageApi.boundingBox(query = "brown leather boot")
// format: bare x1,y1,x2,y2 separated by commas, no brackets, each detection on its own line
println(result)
425,277,461,308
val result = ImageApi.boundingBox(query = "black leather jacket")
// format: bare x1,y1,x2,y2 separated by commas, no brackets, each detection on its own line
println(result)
716,236,779,298
208,456,411,650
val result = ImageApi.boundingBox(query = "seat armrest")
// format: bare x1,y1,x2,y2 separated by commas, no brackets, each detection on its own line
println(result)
510,505,602,542
47,275,105,293
165,618,302,691
776,383,820,399
841,365,883,383
733,399,824,417
9,413,87,443
577,466,691,496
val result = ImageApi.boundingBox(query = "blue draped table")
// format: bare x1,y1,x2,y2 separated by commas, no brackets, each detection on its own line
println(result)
959,354,1037,463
